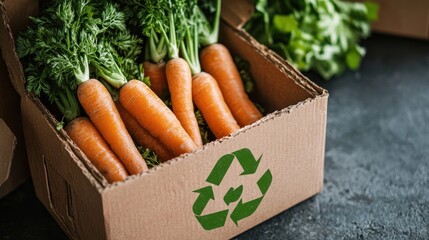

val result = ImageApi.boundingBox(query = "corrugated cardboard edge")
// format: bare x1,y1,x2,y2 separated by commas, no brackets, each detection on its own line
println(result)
0,1,27,97
0,118,17,187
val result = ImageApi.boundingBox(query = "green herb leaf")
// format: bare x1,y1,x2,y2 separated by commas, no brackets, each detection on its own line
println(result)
273,15,298,33
346,45,366,70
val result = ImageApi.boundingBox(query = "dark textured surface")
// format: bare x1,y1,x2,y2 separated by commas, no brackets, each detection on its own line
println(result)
1,34,429,239
236,34,429,239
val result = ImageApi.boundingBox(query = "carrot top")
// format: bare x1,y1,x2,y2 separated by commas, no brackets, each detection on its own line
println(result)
179,0,222,74
17,0,143,123
180,0,201,75
196,0,221,46
122,0,187,62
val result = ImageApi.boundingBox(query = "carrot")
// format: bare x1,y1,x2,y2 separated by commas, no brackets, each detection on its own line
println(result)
65,117,128,183
119,80,198,156
143,61,169,99
192,72,240,139
166,58,203,147
115,101,174,162
200,43,263,127
77,79,148,175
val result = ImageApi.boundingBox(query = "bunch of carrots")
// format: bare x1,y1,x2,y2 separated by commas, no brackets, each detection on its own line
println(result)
17,0,263,183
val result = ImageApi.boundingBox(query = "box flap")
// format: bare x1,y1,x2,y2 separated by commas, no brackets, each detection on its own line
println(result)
0,118,17,187
221,0,254,29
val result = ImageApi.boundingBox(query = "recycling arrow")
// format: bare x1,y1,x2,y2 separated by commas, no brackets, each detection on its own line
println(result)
206,148,262,186
230,169,272,225
206,154,234,186
192,186,215,216
232,148,261,175
224,185,243,206
195,209,229,231
255,168,272,196
230,197,264,225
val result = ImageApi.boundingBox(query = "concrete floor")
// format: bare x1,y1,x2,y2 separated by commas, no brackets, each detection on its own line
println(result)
236,34,429,239
1,34,428,239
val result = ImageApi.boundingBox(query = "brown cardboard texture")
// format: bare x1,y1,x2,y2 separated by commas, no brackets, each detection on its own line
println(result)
0,118,16,187
0,38,29,197
221,0,254,29
1,1,328,239
354,0,429,40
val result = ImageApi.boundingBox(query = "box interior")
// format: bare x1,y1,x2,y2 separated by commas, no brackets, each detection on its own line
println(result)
3,0,324,187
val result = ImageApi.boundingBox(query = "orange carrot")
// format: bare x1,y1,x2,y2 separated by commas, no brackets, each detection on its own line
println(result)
166,58,203,147
115,101,174,162
65,117,128,183
143,61,169,99
119,80,198,156
200,43,263,127
77,79,148,175
192,72,240,139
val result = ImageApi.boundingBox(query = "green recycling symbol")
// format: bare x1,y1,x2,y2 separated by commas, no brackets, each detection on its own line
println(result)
192,148,272,230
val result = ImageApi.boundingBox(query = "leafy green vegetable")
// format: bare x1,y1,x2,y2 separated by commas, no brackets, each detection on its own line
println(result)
245,0,378,79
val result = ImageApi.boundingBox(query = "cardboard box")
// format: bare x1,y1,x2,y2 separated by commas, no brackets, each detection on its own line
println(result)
0,36,29,198
355,0,429,40
0,0,328,239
